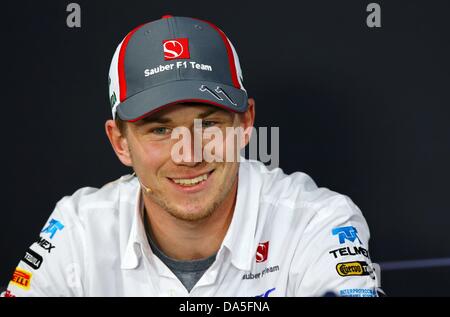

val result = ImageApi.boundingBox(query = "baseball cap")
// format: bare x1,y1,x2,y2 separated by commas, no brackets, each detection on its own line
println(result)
108,15,248,122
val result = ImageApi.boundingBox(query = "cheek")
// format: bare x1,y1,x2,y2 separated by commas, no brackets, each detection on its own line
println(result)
217,163,238,185
132,140,173,172
202,127,244,162
222,129,245,160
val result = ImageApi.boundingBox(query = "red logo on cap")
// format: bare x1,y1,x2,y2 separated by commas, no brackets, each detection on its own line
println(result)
256,241,269,263
163,38,190,60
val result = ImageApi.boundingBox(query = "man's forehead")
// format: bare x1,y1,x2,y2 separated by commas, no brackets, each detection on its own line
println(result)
135,103,232,124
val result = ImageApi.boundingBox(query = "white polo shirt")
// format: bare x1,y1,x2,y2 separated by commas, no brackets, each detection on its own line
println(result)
3,157,380,297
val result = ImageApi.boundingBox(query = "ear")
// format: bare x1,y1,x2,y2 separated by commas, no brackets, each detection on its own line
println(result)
105,119,133,167
240,97,256,148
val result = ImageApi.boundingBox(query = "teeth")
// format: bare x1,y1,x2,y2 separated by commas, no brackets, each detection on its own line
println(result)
172,173,208,186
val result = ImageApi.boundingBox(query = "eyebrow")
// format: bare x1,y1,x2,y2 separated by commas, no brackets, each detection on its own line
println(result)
136,108,229,125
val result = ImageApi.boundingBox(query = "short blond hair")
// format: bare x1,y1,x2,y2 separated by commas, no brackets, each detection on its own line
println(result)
115,116,127,136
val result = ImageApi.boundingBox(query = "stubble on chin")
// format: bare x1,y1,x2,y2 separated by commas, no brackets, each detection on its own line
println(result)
148,174,236,222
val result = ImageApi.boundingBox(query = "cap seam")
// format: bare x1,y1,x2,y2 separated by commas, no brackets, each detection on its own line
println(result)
123,78,242,102
167,17,181,81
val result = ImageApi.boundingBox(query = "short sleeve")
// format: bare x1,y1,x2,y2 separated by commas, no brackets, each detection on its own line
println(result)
290,195,380,297
2,198,85,297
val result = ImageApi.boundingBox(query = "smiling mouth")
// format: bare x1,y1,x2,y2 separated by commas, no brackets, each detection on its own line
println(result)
168,170,214,187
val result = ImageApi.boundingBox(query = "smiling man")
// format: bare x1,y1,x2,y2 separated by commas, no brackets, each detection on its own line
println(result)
3,15,382,297
109,101,253,262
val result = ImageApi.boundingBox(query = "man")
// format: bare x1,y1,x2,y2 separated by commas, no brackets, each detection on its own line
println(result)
3,15,381,297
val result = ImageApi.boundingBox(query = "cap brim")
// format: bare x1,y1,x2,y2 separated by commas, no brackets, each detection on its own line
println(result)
116,80,248,121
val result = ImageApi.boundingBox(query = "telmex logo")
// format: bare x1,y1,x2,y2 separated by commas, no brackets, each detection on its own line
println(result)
329,246,370,259
37,236,55,253
10,267,32,290
163,38,190,60
336,261,371,277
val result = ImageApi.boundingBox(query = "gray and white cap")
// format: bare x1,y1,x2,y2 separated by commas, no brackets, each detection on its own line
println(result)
108,15,248,121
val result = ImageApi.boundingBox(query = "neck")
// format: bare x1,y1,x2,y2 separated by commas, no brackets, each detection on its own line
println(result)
143,178,238,260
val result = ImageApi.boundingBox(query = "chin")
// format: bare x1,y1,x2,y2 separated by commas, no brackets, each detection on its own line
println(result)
171,209,214,222
170,201,217,222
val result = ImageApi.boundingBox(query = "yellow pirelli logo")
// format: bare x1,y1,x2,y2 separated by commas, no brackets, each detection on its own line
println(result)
10,267,32,290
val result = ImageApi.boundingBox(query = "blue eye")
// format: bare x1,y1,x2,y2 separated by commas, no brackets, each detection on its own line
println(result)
151,127,170,135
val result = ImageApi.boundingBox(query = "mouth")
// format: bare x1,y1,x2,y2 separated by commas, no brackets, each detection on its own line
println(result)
167,170,215,193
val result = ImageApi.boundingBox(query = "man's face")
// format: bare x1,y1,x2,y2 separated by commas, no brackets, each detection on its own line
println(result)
123,104,247,222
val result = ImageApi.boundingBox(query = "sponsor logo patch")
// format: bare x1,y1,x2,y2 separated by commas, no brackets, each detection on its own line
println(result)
41,218,64,239
36,236,56,253
22,248,43,270
256,241,269,263
332,226,362,244
4,290,16,297
255,287,276,297
339,288,377,297
336,261,374,278
329,246,370,259
10,268,32,290
163,38,190,60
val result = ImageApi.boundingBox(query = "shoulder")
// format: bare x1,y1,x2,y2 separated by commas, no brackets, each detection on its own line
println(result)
243,158,370,242
48,173,138,233
55,174,137,214
4,174,138,297
245,158,363,216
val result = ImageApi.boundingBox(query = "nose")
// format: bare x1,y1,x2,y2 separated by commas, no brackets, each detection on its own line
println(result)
172,126,204,166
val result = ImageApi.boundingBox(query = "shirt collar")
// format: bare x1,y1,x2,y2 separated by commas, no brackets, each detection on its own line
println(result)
121,157,262,272
121,173,148,270
221,157,261,271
